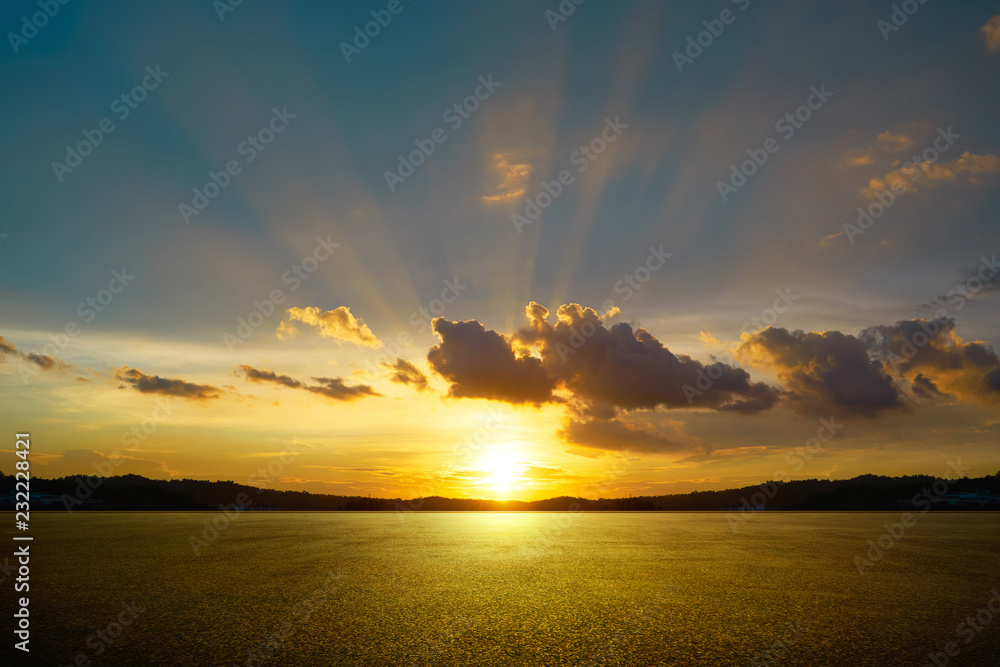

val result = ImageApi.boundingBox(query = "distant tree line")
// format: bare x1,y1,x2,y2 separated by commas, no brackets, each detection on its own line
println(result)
1,471,997,512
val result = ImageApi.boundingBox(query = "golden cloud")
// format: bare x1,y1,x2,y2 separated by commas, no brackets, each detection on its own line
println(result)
114,367,221,400
280,306,381,348
862,151,1000,199
481,152,533,204
983,15,1000,51
875,131,915,154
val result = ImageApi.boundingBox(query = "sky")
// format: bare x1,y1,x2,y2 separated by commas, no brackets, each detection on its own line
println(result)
1,0,999,501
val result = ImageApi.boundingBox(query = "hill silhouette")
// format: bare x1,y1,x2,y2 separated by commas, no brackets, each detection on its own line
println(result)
2,470,998,512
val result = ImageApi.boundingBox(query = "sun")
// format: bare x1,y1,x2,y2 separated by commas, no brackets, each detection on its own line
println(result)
480,448,525,498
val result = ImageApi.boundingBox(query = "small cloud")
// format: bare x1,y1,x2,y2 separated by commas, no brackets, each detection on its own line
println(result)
238,365,302,388
276,320,299,340
862,151,1000,198
114,367,221,400
818,230,845,247
237,364,380,402
306,377,381,401
0,335,68,372
875,131,915,154
481,152,533,205
381,358,429,391
280,306,381,348
983,15,1000,51
698,331,723,350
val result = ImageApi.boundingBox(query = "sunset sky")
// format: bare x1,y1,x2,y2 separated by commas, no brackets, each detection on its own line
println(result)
2,0,999,501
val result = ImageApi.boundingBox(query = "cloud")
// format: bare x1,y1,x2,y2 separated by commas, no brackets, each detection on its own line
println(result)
862,151,1000,198
818,230,845,247
428,317,556,404
279,306,381,347
238,365,302,388
306,377,381,401
237,365,380,402
845,153,874,167
860,318,1000,404
734,328,904,417
515,303,780,414
983,15,1000,51
36,449,175,478
427,303,780,415
0,335,67,372
558,417,698,454
910,373,941,399
114,367,221,400
381,358,429,391
875,131,915,154
481,152,533,204
921,258,1000,307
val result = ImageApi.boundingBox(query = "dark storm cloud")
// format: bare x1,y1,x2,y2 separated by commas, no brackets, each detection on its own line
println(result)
115,367,221,400
735,327,904,417
427,317,557,404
